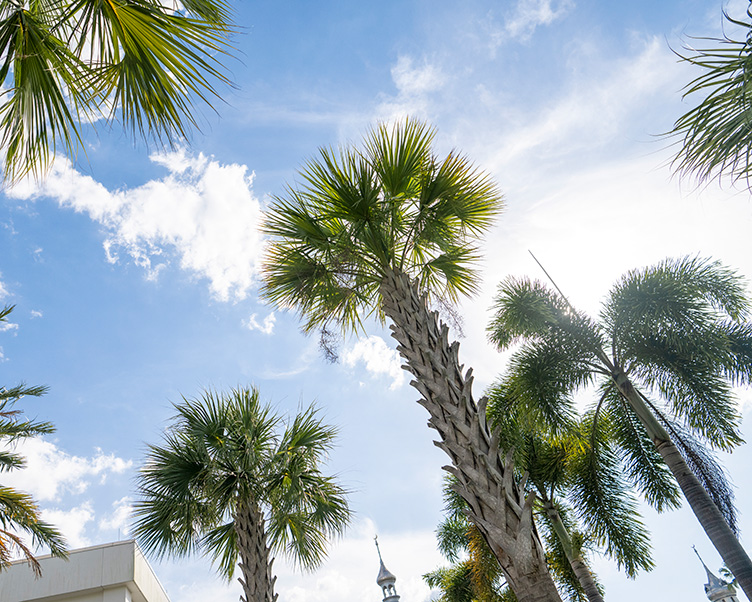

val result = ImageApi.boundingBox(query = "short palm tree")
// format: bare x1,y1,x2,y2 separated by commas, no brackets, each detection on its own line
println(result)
0,305,67,574
0,0,233,183
132,386,350,602
487,389,656,602
488,256,752,599
669,6,752,188
262,118,564,602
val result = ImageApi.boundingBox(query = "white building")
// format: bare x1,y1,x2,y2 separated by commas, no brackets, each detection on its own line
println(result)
0,540,171,602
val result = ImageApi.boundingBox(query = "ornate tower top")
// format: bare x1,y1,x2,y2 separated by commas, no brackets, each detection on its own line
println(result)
375,535,401,602
694,547,739,602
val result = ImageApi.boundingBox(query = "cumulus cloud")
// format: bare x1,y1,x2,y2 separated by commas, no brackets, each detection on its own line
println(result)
41,503,95,549
6,149,264,301
0,277,7,299
504,0,574,41
98,496,133,536
342,335,405,390
1,438,132,502
244,312,276,335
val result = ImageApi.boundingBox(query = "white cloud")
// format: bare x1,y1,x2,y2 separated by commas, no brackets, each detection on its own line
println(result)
41,503,95,549
98,496,133,536
0,320,18,332
245,312,276,335
6,149,264,301
30,310,43,319
1,438,132,502
377,57,446,122
482,35,679,178
504,0,574,41
0,277,7,299
342,336,405,390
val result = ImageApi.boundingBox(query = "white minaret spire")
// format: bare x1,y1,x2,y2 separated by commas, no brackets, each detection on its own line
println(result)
694,547,739,602
375,535,401,602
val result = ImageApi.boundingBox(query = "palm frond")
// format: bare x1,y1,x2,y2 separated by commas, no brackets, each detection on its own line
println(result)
669,10,752,187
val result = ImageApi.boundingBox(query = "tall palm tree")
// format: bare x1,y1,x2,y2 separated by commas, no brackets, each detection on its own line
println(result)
0,305,67,574
132,386,350,602
262,118,564,602
669,5,752,188
488,256,752,599
0,0,233,183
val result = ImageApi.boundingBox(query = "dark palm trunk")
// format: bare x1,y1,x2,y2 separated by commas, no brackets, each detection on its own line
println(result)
611,369,752,601
541,498,604,602
234,502,278,602
380,270,562,602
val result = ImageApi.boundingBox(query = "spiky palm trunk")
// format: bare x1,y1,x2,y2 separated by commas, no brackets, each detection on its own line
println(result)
611,369,752,601
541,499,603,602
234,502,278,602
380,270,562,602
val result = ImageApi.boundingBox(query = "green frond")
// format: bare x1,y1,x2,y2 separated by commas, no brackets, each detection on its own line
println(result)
567,429,654,578
0,0,234,182
487,277,569,351
669,10,752,187
599,386,681,511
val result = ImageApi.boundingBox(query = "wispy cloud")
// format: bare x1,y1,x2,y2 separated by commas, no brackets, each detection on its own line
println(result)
504,0,574,41
7,149,264,301
244,312,276,335
342,335,404,390
377,56,446,122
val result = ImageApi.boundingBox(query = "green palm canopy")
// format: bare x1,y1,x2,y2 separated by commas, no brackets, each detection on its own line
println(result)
132,386,350,602
262,117,503,337
0,0,233,183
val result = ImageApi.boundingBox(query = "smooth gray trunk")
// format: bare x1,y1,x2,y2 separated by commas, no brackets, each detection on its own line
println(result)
234,502,278,602
380,270,562,602
611,369,752,602
542,498,604,602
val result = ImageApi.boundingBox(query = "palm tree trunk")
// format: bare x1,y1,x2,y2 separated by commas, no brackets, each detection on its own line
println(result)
611,369,752,601
234,502,278,602
541,498,604,602
380,270,562,602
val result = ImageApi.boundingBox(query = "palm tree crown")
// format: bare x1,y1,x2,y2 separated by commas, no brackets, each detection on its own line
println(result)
132,386,350,602
0,0,233,183
262,117,503,335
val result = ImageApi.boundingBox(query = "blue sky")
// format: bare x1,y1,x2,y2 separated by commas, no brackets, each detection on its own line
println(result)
3,0,752,600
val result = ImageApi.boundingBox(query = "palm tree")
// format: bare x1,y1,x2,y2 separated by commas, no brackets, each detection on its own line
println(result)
669,5,752,188
262,118,564,602
0,305,67,574
131,386,350,602
0,0,233,183
487,389,656,602
488,256,752,599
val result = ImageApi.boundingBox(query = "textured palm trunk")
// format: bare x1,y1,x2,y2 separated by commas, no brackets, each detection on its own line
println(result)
611,369,752,601
541,498,603,602
234,502,278,602
380,270,562,602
